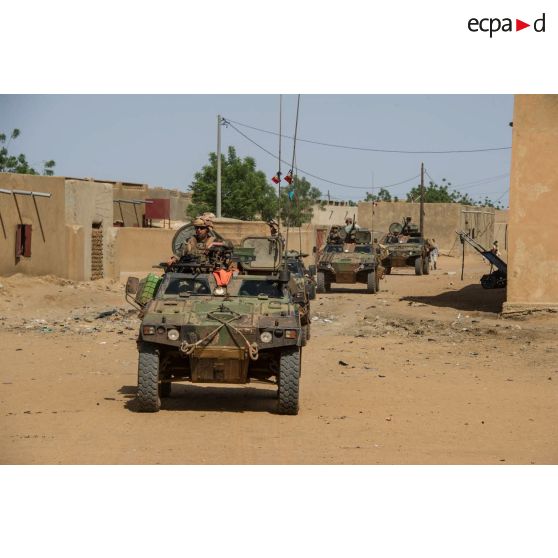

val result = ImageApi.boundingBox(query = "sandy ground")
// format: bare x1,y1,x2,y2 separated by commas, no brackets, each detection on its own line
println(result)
1,255,557,464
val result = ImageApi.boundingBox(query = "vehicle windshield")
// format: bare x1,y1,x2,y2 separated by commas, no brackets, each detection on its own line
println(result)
354,245,371,253
161,277,211,296
237,279,284,298
406,238,423,244
325,244,343,253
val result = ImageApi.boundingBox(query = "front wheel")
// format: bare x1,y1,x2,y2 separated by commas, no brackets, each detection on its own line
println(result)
316,272,326,294
277,348,300,415
366,271,377,294
137,343,161,412
308,283,317,300
415,258,423,276
423,257,430,275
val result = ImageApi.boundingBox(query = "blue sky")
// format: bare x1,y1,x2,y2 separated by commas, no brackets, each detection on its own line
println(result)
0,95,513,206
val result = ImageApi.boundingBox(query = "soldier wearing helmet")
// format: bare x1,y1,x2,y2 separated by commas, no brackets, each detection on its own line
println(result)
167,217,215,265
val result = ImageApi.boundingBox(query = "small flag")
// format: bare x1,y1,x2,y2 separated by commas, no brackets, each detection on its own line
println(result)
271,172,281,184
284,170,293,185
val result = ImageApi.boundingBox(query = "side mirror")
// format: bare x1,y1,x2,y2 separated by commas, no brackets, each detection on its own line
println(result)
308,265,316,276
126,276,140,295
278,269,291,282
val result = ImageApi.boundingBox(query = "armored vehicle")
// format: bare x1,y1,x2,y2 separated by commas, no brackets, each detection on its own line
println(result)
126,227,303,415
380,219,431,276
316,226,382,294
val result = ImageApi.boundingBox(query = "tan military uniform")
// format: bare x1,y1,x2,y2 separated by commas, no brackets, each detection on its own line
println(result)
181,235,214,257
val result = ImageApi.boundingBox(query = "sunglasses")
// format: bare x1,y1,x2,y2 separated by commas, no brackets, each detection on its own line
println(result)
195,226,208,230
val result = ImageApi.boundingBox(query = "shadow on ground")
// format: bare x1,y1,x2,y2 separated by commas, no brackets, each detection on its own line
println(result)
401,284,506,314
120,383,278,414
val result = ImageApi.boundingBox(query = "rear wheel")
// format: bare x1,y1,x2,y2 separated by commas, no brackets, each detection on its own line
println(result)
415,258,423,276
316,272,326,294
137,343,161,412
277,348,300,415
366,271,377,294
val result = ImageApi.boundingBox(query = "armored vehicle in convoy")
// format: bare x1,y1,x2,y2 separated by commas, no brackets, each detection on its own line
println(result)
126,225,303,415
316,226,382,294
380,218,431,276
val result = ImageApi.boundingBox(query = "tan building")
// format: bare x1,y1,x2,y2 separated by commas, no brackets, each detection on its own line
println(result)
0,174,118,281
504,94,558,313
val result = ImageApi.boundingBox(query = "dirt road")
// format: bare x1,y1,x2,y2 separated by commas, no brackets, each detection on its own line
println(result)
1,255,557,464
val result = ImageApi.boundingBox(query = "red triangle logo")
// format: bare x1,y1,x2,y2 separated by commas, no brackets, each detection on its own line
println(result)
516,19,530,31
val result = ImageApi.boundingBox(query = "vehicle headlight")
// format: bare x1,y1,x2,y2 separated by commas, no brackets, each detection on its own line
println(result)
167,329,180,341
142,325,156,335
285,329,297,339
260,331,273,343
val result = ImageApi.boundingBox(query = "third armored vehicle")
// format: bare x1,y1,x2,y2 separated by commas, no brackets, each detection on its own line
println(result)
380,218,431,276
316,226,382,294
126,225,304,415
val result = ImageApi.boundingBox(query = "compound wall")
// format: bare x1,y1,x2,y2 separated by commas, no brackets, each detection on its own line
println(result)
504,94,558,313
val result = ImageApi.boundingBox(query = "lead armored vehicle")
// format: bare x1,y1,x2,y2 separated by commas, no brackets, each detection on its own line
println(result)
316,226,382,294
126,227,303,415
380,218,431,276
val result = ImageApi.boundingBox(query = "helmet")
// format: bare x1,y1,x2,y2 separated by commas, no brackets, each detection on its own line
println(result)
192,218,206,227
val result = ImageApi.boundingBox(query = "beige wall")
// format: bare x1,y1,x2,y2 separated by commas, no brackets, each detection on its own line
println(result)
110,182,192,225
115,228,175,274
0,174,68,278
310,203,356,226
65,179,115,280
504,95,558,312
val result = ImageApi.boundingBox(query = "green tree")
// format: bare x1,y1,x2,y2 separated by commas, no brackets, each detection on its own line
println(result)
365,187,392,202
405,178,503,208
0,129,56,176
187,146,277,220
279,175,323,227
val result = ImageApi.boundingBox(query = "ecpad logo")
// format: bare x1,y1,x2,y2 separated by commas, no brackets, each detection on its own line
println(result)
468,13,546,37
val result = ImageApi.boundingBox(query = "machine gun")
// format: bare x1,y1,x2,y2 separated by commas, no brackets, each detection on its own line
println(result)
161,243,256,274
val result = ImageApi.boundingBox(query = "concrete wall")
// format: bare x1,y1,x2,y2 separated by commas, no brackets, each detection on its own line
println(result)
114,228,175,274
504,94,558,312
357,201,495,254
0,174,68,278
310,202,356,226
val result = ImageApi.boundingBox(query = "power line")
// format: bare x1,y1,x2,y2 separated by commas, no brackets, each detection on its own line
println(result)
224,117,512,154
224,119,419,191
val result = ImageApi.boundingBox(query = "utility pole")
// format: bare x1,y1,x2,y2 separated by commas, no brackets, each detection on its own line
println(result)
420,162,425,237
216,114,222,218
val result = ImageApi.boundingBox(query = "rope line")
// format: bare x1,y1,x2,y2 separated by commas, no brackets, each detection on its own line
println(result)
224,117,512,154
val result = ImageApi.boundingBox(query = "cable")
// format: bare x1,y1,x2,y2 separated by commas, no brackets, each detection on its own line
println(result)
224,118,419,191
224,117,512,154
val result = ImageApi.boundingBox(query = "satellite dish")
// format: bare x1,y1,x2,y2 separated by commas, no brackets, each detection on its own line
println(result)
389,222,403,235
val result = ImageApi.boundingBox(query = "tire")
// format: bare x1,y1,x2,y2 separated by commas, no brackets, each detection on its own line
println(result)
366,271,377,294
415,258,423,276
423,257,430,275
137,342,161,412
277,348,300,415
316,272,326,294
160,381,172,398
308,283,316,300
